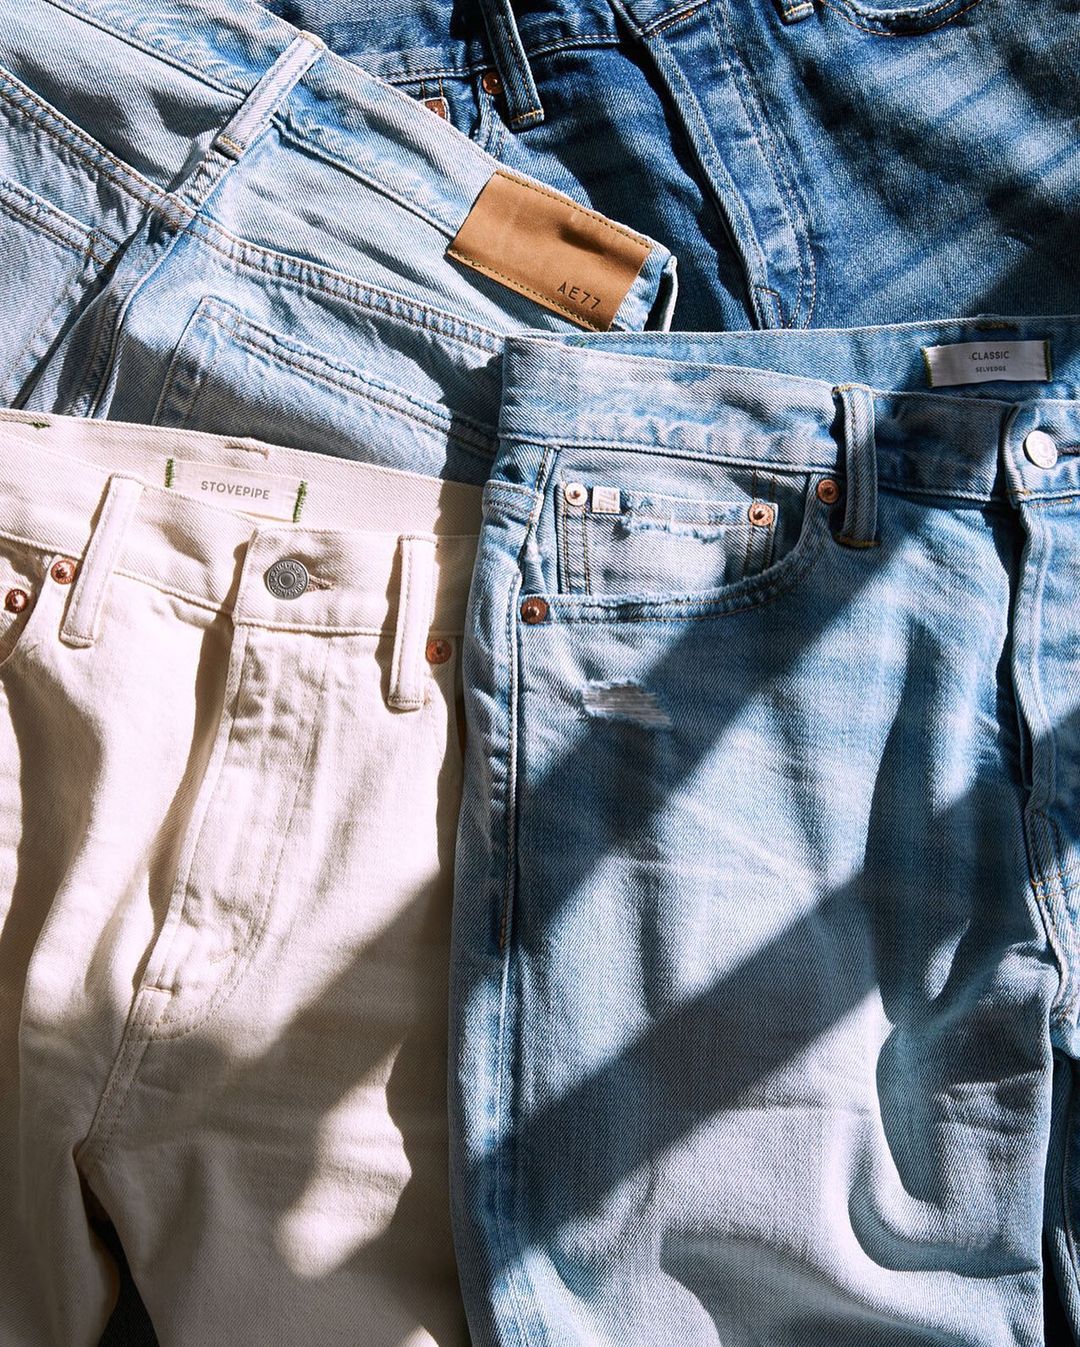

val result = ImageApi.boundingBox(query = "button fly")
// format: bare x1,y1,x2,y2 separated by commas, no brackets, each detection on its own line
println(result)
1024,429,1058,469
264,558,309,599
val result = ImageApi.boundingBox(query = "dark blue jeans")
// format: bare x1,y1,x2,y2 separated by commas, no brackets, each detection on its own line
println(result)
264,0,1080,333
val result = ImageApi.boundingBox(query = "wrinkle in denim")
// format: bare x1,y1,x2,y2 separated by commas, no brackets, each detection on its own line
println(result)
450,315,1080,1345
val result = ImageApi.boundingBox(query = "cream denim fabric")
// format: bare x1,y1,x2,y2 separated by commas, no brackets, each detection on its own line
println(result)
0,410,479,1347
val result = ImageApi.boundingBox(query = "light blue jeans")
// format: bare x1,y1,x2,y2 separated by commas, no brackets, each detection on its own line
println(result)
452,314,1080,1344
0,0,674,483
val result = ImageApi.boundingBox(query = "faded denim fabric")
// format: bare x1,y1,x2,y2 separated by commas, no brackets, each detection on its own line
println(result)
452,314,1080,1345
0,0,674,485
262,0,1080,334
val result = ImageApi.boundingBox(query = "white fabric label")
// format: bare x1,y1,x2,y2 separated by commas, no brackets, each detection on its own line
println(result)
591,485,622,514
922,339,1050,387
164,458,306,521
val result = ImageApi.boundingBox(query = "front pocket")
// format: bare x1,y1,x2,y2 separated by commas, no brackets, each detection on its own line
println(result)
0,179,109,404
538,459,838,624
823,0,987,35
552,459,821,602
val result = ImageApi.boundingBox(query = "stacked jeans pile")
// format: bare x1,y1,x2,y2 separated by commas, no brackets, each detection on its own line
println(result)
0,0,1077,1343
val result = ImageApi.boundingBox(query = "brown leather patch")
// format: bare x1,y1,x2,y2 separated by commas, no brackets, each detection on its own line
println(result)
447,170,651,331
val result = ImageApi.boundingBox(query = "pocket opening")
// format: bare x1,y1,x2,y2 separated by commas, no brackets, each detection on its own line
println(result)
551,462,809,601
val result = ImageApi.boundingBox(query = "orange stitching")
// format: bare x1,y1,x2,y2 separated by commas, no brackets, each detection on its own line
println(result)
821,0,987,36
645,3,706,34
447,248,610,330
849,0,974,20
197,303,496,449
190,224,506,351
0,77,164,209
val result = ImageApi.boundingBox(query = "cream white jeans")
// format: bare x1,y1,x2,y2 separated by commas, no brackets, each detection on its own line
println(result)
0,410,479,1346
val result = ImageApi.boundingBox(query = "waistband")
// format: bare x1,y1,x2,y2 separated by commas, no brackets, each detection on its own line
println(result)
0,0,674,333
256,0,706,83
497,315,1080,506
0,410,480,639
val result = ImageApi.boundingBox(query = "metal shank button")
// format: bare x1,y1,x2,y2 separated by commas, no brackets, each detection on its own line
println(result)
265,558,310,600
1024,429,1058,469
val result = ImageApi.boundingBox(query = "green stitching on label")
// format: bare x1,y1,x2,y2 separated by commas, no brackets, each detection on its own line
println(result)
293,480,307,523
1045,339,1054,382
164,457,175,488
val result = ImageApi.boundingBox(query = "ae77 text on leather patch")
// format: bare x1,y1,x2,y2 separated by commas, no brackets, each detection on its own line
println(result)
447,170,651,332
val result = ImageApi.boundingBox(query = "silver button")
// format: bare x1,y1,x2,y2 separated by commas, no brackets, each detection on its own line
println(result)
1024,429,1058,469
265,558,309,599
564,482,588,507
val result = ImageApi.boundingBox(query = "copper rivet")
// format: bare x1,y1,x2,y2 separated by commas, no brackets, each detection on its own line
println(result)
816,478,840,504
4,588,28,613
520,597,549,625
748,502,775,527
50,558,77,585
481,70,503,96
424,97,448,119
426,637,453,665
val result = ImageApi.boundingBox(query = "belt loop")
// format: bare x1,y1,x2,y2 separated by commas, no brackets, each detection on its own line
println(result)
833,383,879,549
777,0,815,20
60,475,145,648
178,31,324,208
389,536,437,711
477,0,545,129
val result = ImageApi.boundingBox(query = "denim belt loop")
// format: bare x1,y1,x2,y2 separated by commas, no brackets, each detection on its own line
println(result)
389,535,437,711
834,382,880,549
59,474,145,648
178,31,325,209
477,0,545,129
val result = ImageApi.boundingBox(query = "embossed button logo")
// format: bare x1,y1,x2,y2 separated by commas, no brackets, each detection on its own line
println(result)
1023,429,1058,469
265,558,309,600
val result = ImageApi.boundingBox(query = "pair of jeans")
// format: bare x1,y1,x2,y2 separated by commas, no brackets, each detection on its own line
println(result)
262,0,1080,333
0,408,479,1345
0,0,674,477
452,313,1080,1345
